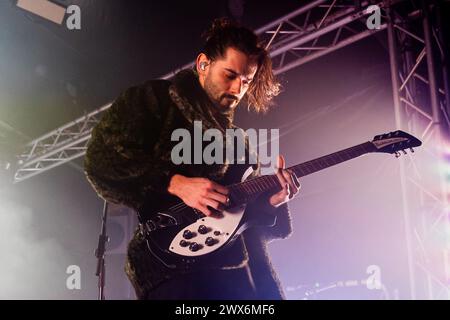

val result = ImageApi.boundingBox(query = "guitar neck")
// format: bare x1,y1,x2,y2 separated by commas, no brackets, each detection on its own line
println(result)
229,141,375,203
290,141,375,177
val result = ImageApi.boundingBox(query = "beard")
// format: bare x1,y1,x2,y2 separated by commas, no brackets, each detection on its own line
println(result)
204,74,239,111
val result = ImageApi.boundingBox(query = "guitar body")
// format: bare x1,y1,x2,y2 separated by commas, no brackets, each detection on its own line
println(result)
142,204,246,270
139,165,275,270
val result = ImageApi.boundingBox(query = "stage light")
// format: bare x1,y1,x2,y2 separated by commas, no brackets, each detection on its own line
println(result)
16,0,66,25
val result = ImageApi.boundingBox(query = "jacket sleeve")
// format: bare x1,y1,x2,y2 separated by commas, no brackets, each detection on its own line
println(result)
84,82,175,211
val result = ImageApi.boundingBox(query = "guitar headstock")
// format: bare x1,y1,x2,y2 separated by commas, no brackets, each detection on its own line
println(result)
370,130,422,157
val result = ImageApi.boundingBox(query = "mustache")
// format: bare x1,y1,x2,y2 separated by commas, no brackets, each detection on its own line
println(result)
221,94,239,101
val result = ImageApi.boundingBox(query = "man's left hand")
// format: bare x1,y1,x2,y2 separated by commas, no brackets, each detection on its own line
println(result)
269,155,301,207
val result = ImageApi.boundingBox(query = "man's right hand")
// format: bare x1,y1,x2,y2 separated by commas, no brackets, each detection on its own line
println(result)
167,174,230,216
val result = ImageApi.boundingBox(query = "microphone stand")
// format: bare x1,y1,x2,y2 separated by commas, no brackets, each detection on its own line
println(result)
95,200,109,300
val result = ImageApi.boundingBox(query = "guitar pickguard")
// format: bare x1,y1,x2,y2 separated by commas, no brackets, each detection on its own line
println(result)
169,204,247,257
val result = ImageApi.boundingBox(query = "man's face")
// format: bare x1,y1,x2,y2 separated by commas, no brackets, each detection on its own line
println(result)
202,47,258,111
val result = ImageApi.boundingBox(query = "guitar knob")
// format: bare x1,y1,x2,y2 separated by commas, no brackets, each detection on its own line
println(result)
198,225,209,234
179,240,189,247
213,231,221,236
205,237,217,246
189,242,200,252
183,230,195,239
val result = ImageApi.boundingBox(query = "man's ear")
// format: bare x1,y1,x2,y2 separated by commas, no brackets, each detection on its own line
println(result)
196,53,210,76
196,53,210,87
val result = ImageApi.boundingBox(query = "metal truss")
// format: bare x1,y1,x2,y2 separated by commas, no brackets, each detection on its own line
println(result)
13,0,390,183
387,0,450,299
162,0,392,78
13,104,111,182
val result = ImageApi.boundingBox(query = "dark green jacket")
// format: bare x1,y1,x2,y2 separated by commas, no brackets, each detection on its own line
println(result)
84,69,293,299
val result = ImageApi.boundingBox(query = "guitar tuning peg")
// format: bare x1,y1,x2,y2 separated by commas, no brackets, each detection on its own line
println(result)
395,151,401,158
410,148,414,153
402,149,407,155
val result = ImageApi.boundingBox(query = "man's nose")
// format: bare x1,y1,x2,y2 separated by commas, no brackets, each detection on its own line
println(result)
229,78,243,95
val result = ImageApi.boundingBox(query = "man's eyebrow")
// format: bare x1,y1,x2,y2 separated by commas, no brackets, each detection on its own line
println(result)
224,68,239,75
224,68,253,80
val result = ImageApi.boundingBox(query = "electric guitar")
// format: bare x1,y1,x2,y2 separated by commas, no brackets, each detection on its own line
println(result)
139,130,421,270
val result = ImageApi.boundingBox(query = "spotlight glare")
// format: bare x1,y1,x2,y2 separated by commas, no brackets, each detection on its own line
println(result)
16,0,65,25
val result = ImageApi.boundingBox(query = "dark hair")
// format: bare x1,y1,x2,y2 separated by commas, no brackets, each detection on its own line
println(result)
201,18,281,113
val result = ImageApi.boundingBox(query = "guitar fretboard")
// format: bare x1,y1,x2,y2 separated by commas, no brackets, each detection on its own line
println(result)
229,141,375,203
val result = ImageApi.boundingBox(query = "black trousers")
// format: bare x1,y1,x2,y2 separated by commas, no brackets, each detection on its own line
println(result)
142,266,258,300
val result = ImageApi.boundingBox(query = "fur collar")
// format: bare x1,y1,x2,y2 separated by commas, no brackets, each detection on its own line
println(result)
169,68,236,132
